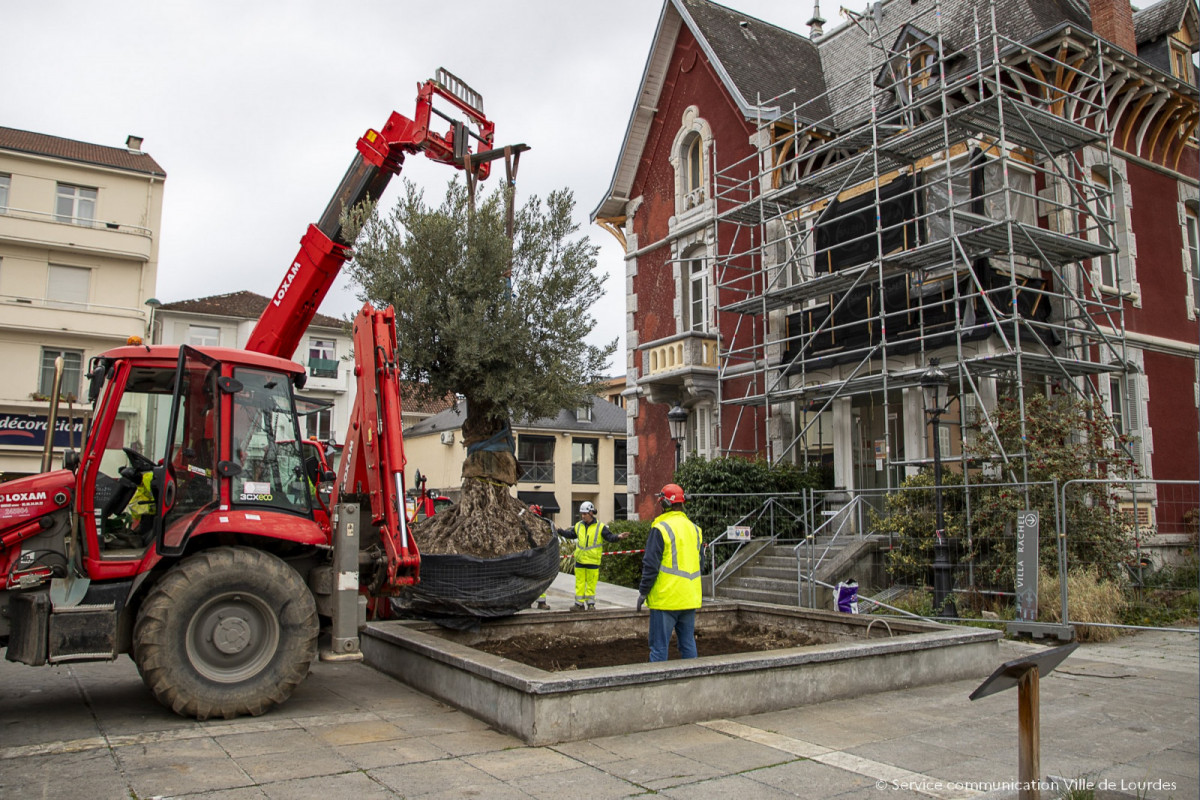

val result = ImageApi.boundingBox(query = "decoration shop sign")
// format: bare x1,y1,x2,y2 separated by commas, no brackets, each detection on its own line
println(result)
0,413,86,449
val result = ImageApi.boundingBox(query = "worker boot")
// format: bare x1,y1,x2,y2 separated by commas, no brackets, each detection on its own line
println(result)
536,599,550,610
572,602,586,611
586,602,596,611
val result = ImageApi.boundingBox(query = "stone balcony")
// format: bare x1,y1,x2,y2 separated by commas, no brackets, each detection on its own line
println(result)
636,331,719,404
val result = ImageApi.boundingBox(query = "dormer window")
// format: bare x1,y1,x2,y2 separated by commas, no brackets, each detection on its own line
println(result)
875,25,942,104
1169,37,1195,83
907,43,938,93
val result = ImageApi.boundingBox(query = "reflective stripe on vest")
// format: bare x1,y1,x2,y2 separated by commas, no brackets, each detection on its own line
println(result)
656,522,701,579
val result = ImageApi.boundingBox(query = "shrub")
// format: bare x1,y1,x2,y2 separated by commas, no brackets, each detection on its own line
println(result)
599,520,653,589
674,455,832,552
1037,566,1124,642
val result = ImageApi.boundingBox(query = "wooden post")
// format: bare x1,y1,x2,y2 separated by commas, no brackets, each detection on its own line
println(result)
1017,666,1040,800
971,643,1076,800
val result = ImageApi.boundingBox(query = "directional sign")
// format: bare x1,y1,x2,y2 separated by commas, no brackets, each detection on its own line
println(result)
1015,510,1039,622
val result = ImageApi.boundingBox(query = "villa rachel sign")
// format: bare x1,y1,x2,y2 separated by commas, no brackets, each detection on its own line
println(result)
0,412,87,449
1015,510,1039,621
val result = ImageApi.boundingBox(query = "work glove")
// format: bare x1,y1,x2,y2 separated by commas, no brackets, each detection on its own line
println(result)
636,594,647,612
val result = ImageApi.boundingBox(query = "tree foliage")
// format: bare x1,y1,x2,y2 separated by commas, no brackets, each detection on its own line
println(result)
873,391,1139,593
345,179,615,438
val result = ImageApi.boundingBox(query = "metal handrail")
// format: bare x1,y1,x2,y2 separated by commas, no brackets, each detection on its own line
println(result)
794,495,864,607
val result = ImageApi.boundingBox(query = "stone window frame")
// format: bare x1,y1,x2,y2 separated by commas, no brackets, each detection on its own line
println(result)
670,106,713,219
1178,181,1199,320
1083,149,1139,305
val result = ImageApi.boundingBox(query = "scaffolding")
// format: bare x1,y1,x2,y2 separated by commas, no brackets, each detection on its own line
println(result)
706,0,1132,489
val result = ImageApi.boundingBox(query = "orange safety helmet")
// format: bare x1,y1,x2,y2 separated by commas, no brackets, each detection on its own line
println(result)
658,483,686,504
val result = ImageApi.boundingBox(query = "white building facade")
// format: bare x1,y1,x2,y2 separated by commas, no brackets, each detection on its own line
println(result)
153,291,354,446
0,127,166,479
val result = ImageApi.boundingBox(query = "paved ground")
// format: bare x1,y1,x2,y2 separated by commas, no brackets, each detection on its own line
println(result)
2,574,1196,800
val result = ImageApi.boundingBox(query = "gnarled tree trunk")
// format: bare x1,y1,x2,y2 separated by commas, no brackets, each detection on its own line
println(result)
413,397,552,558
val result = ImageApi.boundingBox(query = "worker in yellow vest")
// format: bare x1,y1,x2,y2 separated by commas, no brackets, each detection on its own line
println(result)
561,501,628,610
636,483,702,661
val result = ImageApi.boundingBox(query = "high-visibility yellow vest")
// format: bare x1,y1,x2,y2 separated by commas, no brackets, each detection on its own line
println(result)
573,520,606,566
647,510,703,610
128,471,155,521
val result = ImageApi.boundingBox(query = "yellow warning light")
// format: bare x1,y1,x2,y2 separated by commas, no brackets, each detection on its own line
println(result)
365,129,379,143
126,335,144,346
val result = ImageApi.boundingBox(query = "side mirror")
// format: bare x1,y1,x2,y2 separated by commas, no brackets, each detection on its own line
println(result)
321,470,336,483
86,363,109,404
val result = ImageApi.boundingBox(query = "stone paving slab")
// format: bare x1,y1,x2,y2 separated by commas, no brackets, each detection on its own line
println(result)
0,583,1195,800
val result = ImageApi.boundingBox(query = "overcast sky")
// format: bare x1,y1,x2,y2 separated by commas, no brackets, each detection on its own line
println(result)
5,0,870,374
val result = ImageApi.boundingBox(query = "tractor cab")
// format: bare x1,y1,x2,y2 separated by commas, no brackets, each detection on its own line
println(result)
76,345,319,567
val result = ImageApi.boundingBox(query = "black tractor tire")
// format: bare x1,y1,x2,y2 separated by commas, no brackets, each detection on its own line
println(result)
132,546,318,720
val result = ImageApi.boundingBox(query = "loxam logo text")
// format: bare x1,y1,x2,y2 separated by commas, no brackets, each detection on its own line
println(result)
1,491,48,503
273,261,302,306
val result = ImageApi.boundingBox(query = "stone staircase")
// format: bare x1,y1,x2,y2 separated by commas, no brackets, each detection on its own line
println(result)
714,537,852,607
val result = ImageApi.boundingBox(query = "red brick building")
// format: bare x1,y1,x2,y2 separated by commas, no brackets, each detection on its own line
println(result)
594,0,1198,520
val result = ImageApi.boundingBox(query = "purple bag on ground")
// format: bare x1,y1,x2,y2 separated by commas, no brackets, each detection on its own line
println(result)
835,580,859,614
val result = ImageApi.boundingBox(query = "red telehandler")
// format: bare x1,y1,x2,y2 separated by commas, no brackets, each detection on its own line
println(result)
0,69,526,720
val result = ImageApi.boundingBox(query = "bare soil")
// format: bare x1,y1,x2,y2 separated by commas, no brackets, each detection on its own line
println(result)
472,625,825,671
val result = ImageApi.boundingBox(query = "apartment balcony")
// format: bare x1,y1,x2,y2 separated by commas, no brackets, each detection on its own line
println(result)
572,463,599,484
0,209,154,262
0,298,145,342
518,461,554,483
637,331,719,405
308,358,339,379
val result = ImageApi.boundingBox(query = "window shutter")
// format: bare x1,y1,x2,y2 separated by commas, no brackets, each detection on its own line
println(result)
1125,375,1143,471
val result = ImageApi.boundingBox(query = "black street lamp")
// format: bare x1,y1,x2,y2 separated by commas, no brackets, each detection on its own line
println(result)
921,359,956,617
667,402,689,470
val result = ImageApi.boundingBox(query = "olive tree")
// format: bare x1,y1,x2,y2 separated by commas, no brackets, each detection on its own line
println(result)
344,179,614,556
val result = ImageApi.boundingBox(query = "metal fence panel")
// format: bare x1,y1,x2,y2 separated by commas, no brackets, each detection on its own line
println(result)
1060,479,1198,632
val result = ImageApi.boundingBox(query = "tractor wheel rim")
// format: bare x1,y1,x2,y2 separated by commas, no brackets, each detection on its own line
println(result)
185,591,280,683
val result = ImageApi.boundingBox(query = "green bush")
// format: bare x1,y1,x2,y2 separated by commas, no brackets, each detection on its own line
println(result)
599,520,653,589
674,455,832,550
675,454,831,496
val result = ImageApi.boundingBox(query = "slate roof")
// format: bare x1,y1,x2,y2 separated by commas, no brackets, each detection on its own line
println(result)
1134,0,1193,43
595,0,1185,221
158,291,344,329
405,395,626,439
680,0,829,121
813,0,1091,127
0,126,166,177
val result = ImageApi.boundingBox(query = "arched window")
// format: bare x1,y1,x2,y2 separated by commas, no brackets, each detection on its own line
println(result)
672,108,712,215
684,133,703,194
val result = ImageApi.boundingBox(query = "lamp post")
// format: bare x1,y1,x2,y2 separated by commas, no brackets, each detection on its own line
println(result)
667,402,689,470
921,360,955,617
144,297,161,343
